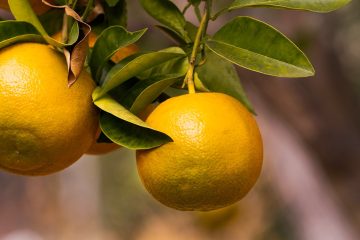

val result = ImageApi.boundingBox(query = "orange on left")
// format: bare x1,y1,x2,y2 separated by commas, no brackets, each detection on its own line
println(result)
0,43,99,176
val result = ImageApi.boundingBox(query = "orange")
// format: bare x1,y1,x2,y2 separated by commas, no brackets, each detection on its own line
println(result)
0,43,98,176
136,93,263,211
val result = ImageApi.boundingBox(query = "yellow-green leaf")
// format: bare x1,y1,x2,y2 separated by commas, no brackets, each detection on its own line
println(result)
207,17,314,78
230,0,351,13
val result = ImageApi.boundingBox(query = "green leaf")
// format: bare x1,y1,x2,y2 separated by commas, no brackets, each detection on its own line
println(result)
184,22,198,42
189,0,202,6
194,72,210,92
8,0,48,36
96,132,113,143
105,0,120,7
207,17,314,78
103,0,127,27
197,49,254,113
38,9,64,36
8,0,77,48
140,0,190,42
100,112,172,149
93,89,172,149
68,22,80,45
229,0,351,13
164,87,188,97
89,26,147,81
124,74,183,114
95,48,186,99
137,56,189,80
0,20,44,49
155,25,188,45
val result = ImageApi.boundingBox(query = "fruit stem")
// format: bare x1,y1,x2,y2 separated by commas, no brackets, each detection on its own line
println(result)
184,11,208,94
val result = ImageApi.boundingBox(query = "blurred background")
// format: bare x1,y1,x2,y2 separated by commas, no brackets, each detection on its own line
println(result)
1,1,359,239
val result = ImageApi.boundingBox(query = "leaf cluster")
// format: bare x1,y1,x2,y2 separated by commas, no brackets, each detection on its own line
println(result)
0,0,351,149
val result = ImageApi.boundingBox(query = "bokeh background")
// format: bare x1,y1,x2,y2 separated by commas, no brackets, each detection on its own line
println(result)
1,1,359,239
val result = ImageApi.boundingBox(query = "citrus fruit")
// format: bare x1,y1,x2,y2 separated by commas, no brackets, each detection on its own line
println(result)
0,0,54,15
0,43,99,176
136,93,263,211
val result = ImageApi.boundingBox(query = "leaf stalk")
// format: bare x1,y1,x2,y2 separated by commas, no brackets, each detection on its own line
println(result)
182,2,192,14
183,10,208,94
211,6,229,20
61,12,68,42
82,0,94,21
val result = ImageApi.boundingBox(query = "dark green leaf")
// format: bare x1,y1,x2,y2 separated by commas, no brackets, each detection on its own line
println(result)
184,21,198,42
197,49,254,113
0,20,44,49
93,89,172,149
100,112,172,149
207,17,314,78
140,0,190,42
155,25,187,45
124,74,183,114
38,9,64,36
137,56,188,80
164,87,188,97
189,0,202,6
105,0,120,7
95,48,186,99
103,0,127,27
89,26,147,81
96,131,113,143
230,0,351,13
108,76,140,104
55,0,67,4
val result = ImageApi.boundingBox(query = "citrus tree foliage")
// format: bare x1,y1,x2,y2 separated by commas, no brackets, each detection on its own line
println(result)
0,0,351,149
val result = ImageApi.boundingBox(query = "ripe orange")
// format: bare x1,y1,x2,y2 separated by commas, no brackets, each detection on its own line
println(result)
0,43,98,176
136,93,263,211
